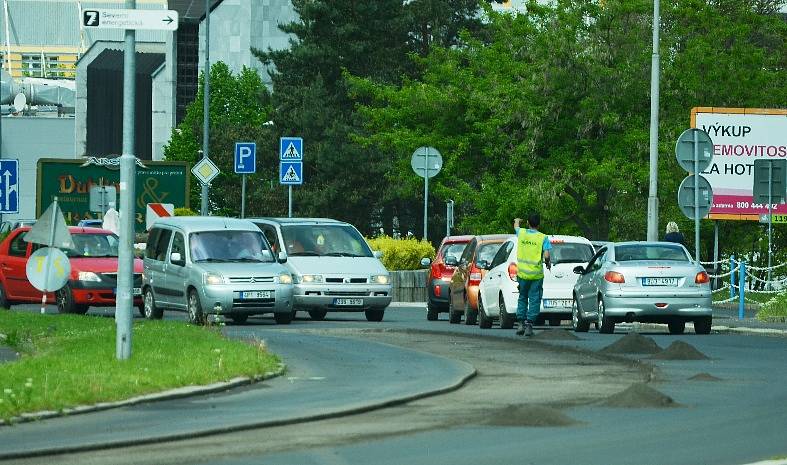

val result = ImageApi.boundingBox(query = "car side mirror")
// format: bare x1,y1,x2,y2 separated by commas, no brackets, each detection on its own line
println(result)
373,250,383,259
170,252,184,266
420,257,432,268
573,265,585,275
278,251,288,263
445,256,459,267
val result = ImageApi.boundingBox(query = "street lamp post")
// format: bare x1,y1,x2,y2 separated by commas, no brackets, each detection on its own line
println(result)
646,0,661,241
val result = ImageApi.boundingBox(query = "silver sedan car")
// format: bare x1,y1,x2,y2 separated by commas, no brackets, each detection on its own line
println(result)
571,242,712,334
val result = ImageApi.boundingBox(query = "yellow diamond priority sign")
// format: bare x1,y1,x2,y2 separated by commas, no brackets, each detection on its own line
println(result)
192,158,220,185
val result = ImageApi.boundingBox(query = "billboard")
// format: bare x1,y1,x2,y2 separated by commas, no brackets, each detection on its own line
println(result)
36,158,190,232
691,107,787,220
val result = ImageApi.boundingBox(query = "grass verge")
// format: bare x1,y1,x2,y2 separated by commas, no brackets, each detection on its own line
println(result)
712,288,772,304
756,292,787,322
0,311,280,423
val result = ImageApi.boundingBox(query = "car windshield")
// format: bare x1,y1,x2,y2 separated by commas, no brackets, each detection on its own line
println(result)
615,244,690,262
476,243,503,265
190,230,274,263
280,224,373,257
550,242,594,265
441,243,467,263
65,233,119,258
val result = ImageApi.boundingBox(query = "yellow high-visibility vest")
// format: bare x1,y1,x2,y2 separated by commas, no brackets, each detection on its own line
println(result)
517,229,546,280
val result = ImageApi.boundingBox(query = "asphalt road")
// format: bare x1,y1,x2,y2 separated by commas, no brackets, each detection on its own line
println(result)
2,304,787,465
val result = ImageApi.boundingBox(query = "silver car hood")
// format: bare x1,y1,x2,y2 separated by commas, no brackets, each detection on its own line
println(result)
285,256,387,277
197,261,288,277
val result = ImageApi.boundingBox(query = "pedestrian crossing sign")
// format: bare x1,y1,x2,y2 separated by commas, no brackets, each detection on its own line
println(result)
280,161,303,185
279,137,303,161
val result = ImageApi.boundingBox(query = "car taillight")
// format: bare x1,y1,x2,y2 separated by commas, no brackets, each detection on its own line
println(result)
431,263,442,280
507,262,518,282
604,271,625,284
469,264,482,284
695,271,710,284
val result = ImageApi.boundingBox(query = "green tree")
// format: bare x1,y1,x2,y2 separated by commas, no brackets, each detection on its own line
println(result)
163,63,281,217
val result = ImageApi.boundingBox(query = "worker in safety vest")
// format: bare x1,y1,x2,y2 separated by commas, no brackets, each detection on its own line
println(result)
513,214,552,337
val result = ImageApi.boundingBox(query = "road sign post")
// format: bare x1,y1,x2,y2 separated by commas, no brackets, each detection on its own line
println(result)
235,142,256,218
675,128,714,261
87,1,179,361
280,137,303,217
753,159,787,289
411,147,443,241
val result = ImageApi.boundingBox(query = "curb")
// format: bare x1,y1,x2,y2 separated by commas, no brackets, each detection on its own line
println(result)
0,354,476,460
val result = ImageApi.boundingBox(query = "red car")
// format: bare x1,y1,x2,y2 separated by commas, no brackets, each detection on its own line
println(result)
0,227,143,314
421,235,473,321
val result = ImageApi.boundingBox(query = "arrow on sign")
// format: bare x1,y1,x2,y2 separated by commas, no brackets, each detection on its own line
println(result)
163,16,173,25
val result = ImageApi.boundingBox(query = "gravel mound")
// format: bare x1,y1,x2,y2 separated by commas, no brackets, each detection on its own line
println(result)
689,372,722,382
601,383,678,408
532,330,580,341
650,341,709,360
485,404,578,427
599,333,662,354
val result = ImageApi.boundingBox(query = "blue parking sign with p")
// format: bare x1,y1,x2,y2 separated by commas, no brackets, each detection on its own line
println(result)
234,142,256,174
0,159,19,214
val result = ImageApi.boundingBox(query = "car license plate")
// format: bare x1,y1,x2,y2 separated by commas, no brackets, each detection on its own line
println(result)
240,291,272,299
333,298,363,306
543,299,572,308
133,287,142,296
642,277,678,286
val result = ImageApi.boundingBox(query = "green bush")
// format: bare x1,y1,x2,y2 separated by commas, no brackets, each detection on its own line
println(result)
756,292,787,322
366,236,435,271
174,207,197,216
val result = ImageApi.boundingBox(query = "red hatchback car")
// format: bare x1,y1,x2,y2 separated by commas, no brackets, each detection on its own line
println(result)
0,227,143,314
421,235,473,321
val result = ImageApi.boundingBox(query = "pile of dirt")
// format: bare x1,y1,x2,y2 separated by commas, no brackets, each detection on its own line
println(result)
601,383,679,408
650,341,709,360
484,404,578,427
599,333,662,354
532,330,580,341
688,372,722,382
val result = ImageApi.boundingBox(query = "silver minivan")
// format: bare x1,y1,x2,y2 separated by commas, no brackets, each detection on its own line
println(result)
142,217,294,324
248,218,392,322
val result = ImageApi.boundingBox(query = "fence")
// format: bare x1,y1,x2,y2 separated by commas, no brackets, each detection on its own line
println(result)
389,270,428,303
705,256,787,319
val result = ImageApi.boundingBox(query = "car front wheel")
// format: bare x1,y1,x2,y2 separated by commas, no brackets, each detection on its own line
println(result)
57,285,86,314
365,308,384,322
187,289,205,325
309,309,327,321
274,312,292,324
572,297,590,332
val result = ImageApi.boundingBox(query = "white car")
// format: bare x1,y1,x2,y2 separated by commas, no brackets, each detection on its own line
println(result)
477,235,595,329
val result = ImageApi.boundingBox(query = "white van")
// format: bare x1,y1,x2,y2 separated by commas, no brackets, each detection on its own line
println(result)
248,218,392,322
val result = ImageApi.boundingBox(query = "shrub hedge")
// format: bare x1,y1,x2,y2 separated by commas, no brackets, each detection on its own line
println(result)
366,236,435,271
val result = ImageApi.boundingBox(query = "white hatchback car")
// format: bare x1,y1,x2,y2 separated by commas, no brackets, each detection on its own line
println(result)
477,235,594,329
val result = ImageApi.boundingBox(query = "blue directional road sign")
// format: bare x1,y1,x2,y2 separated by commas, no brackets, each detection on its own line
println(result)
0,159,19,214
280,137,303,161
234,142,256,174
280,162,303,185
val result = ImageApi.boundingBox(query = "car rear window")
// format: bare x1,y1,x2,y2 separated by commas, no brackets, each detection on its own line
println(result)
550,242,594,264
440,243,467,262
615,244,689,262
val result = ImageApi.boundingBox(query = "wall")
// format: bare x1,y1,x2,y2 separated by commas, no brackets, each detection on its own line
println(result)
0,116,76,223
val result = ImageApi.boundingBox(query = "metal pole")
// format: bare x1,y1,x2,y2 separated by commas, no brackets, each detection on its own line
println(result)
446,201,450,238
646,0,661,241
116,0,136,361
423,147,429,241
738,260,746,320
41,197,59,314
241,174,246,218
200,0,211,215
693,129,700,261
713,220,719,290
767,162,773,290
288,185,292,218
